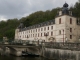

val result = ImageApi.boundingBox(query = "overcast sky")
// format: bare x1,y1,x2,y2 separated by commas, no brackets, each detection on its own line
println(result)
0,0,78,21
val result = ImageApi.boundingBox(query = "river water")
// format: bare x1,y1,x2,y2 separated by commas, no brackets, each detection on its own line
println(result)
0,55,49,60
0,55,76,60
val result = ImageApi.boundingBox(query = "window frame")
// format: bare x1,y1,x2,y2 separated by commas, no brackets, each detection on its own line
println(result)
59,18,61,24
70,18,72,24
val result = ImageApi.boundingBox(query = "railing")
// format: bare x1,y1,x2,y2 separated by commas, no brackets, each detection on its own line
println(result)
0,40,43,46
1,40,80,50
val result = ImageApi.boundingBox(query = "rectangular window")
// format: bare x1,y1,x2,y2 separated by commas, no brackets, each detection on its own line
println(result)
35,34,37,37
48,27,49,30
70,18,72,24
33,34,34,37
29,34,30,37
59,18,61,24
47,32,49,36
31,30,32,33
36,29,37,32
33,30,34,32
31,34,32,37
25,35,26,38
27,35,28,38
70,28,72,32
70,35,72,39
59,30,61,35
44,33,45,36
51,32,53,36
44,27,46,31
41,33,42,37
41,28,43,31
51,26,53,30
38,33,39,37
28,35,29,38
38,29,40,32
20,36,21,38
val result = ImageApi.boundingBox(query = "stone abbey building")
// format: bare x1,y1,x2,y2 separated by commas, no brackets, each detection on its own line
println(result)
15,3,80,43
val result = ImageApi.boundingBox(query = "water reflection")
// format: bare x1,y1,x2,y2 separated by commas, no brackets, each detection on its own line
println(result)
0,56,47,60
0,55,77,60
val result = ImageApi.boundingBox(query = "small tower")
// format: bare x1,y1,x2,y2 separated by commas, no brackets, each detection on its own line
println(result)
62,2,69,15
15,23,24,40
55,3,77,43
57,2,72,16
15,28,20,40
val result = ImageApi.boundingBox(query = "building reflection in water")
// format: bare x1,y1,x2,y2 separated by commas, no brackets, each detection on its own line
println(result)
0,55,77,60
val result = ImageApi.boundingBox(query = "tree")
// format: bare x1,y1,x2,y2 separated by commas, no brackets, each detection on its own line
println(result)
0,0,80,41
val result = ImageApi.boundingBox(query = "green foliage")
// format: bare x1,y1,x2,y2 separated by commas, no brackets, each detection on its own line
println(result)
0,1,80,40
0,18,20,40
70,2,80,18
22,8,60,27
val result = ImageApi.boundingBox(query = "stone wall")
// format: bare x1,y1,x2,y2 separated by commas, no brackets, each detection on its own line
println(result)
43,48,80,60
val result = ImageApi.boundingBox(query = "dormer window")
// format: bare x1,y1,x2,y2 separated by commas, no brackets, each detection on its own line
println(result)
59,11,62,15
69,11,72,15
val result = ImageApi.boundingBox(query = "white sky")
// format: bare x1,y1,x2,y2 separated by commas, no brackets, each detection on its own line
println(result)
0,0,78,21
